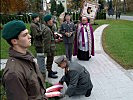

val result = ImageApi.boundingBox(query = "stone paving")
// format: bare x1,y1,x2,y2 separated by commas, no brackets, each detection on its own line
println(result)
1,25,133,100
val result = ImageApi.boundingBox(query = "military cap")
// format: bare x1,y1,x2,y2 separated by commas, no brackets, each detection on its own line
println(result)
54,56,66,64
31,13,39,20
2,20,26,40
43,14,52,22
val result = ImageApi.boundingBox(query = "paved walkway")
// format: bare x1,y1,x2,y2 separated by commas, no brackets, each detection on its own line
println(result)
106,14,133,21
1,25,133,100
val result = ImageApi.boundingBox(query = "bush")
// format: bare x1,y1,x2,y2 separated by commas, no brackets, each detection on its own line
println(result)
1,14,32,25
96,11,106,20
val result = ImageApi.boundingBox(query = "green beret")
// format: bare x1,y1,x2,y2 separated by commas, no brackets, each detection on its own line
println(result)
43,14,52,22
31,13,39,20
2,20,26,40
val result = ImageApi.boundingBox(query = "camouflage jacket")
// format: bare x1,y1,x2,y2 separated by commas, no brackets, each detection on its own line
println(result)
42,25,56,54
30,22,44,47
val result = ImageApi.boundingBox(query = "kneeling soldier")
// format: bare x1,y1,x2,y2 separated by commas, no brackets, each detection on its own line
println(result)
54,56,93,97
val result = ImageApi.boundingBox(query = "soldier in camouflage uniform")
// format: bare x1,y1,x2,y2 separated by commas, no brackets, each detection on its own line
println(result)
43,14,59,78
30,13,46,78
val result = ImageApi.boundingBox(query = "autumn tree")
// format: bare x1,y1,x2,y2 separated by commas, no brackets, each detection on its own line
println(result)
28,0,44,12
126,0,133,12
0,0,30,14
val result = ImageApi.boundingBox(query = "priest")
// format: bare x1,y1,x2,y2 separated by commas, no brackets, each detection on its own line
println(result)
73,16,94,60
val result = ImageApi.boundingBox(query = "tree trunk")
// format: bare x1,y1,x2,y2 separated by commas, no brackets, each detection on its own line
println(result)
123,0,126,14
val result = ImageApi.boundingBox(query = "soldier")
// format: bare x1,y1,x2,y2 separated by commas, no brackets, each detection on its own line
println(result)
43,14,59,78
60,13,76,61
30,13,46,77
2,20,47,100
55,56,93,97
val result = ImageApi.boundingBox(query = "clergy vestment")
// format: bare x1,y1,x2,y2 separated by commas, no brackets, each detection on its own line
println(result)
73,23,94,60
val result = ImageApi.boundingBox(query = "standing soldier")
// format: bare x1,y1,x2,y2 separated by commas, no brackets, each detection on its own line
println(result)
60,13,76,61
30,13,46,77
43,14,59,78
2,20,47,100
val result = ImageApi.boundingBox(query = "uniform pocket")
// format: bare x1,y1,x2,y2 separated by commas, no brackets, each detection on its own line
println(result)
27,69,40,96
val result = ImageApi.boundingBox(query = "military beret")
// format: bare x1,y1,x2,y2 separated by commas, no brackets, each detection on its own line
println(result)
2,20,26,40
43,14,52,22
54,56,66,65
31,13,39,20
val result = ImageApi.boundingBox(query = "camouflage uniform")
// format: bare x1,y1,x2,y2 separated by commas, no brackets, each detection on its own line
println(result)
42,25,56,72
30,21,46,77
30,21,43,52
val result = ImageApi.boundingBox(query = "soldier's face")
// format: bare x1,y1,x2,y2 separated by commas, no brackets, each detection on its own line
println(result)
12,29,31,49
47,19,53,26
58,61,67,69
65,15,70,22
36,17,40,22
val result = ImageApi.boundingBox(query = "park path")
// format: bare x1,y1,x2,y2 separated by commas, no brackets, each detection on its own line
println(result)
106,14,133,21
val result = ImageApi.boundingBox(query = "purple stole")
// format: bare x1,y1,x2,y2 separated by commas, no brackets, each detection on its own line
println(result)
73,23,94,56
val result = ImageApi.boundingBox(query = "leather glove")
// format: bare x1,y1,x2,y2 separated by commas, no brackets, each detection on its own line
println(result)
59,76,66,85
59,81,63,85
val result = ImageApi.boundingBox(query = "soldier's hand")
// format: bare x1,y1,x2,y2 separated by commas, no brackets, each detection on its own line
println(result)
59,81,64,85
65,32,69,36
59,93,65,98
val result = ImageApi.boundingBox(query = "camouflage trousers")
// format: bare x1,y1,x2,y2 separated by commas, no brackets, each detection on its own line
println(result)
46,52,55,72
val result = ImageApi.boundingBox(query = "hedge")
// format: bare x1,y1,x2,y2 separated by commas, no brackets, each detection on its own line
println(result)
0,14,32,25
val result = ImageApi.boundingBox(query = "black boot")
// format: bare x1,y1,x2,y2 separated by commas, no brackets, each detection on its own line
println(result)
48,71,58,78
51,71,58,74
85,88,92,97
